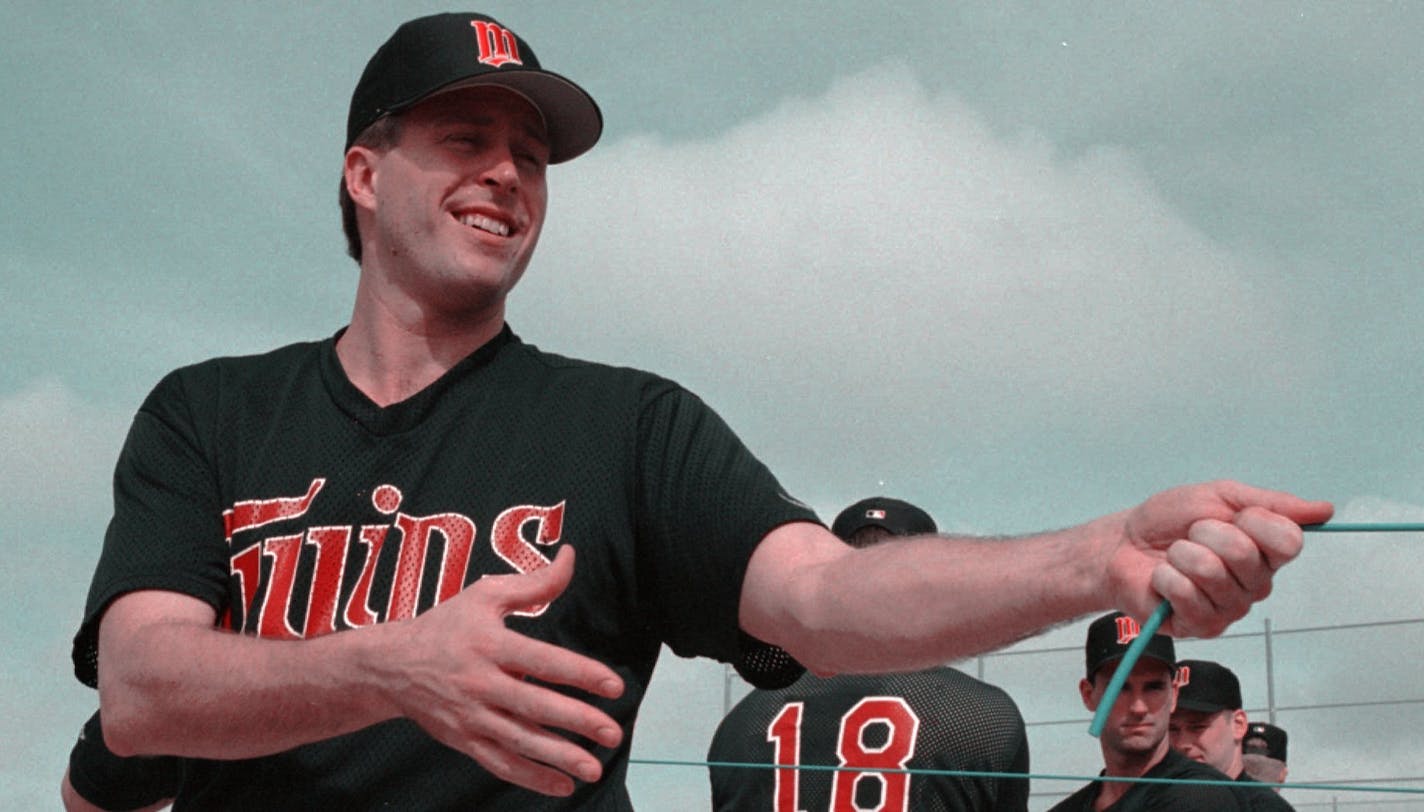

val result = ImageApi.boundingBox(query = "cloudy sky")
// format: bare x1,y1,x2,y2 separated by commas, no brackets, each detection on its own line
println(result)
3,1,1421,808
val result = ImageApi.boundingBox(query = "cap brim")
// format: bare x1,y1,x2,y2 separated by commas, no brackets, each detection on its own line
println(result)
422,71,602,164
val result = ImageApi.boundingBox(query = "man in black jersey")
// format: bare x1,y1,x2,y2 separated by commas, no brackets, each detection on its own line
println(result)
1048,613,1244,811
74,10,1332,809
707,497,1030,811
1170,660,1294,809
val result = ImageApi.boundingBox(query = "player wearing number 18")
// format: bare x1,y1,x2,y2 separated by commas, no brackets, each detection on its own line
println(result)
707,498,1030,811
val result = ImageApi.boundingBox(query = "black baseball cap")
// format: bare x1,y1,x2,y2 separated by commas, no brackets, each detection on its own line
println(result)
1243,722,1288,761
830,497,937,541
1175,659,1243,713
1084,611,1176,680
347,13,602,163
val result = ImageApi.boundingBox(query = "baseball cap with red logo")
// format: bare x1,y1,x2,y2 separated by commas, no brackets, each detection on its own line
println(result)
346,12,602,163
1084,611,1177,680
1174,659,1243,713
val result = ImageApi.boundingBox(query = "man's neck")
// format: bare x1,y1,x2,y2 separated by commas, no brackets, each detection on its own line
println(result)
1095,739,1169,810
336,283,506,407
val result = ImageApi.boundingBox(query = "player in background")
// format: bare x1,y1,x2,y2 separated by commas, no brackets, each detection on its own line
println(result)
1048,613,1244,811
1169,659,1294,809
61,711,176,812
1240,722,1289,790
707,497,1030,811
73,10,1332,808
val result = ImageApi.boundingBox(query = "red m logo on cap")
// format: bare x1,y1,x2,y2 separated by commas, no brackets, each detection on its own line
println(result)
1114,615,1142,644
471,21,523,68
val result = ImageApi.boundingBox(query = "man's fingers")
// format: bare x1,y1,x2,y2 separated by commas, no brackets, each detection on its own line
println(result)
465,734,579,797
1184,519,1271,597
1214,481,1334,526
491,668,624,749
494,632,625,704
1164,535,1256,616
470,546,625,703
1149,563,1239,639
1233,506,1307,573
1151,508,1305,638
466,704,606,784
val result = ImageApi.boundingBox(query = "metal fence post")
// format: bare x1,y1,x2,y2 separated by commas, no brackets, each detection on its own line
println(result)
1263,617,1277,723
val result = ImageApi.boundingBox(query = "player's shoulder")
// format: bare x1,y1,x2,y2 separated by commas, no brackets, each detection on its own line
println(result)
740,666,1023,720
1045,782,1095,812
1148,751,1245,807
156,335,324,380
510,335,666,378
506,333,687,400
1234,776,1295,811
140,336,327,413
890,665,1023,709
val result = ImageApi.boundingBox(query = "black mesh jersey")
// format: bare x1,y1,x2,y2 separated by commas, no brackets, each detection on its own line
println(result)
1047,749,1246,812
68,711,181,810
706,666,1030,812
1235,772,1295,811
71,325,818,810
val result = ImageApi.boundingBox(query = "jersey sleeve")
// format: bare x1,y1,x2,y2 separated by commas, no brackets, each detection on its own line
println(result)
71,368,231,688
67,710,181,810
633,384,819,687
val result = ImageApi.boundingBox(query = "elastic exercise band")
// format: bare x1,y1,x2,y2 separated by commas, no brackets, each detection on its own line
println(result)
638,758,1424,795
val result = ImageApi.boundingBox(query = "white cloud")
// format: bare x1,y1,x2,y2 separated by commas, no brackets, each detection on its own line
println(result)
517,62,1329,495
0,378,129,519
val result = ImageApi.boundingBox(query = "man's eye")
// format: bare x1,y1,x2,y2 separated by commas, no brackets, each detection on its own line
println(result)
515,144,549,165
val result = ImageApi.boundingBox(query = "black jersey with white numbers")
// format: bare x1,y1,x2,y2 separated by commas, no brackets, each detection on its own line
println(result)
73,325,817,811
707,666,1030,812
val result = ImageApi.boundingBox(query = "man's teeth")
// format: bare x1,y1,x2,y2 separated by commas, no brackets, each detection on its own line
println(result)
458,213,510,236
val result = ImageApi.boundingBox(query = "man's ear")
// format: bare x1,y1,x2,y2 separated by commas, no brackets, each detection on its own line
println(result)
1230,709,1249,741
344,146,379,210
1079,677,1098,711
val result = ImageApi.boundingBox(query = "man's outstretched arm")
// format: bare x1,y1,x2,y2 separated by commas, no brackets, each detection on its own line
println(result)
740,480,1332,674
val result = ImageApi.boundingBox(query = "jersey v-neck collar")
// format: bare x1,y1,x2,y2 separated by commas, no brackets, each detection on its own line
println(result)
319,324,516,436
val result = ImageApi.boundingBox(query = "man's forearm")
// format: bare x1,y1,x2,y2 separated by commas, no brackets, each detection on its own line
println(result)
99,591,404,759
744,516,1120,674
96,550,629,798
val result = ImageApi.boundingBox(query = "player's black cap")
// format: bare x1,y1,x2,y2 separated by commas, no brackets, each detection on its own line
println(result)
830,497,937,541
1243,722,1288,761
1175,659,1243,712
1084,611,1176,680
347,12,602,162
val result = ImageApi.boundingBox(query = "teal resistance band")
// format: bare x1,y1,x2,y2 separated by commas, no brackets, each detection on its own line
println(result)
634,758,1424,796
1088,520,1423,736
